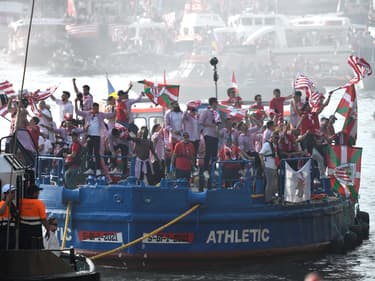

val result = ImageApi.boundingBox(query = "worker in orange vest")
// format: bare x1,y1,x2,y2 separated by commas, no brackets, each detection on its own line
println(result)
0,184,17,249
19,184,49,249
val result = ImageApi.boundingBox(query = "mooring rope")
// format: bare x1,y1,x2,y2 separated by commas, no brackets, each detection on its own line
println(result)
61,201,72,249
91,204,200,260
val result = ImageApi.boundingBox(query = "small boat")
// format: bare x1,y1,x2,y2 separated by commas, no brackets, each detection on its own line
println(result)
0,131,100,280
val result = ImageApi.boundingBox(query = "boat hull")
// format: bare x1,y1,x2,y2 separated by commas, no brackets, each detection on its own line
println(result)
40,182,355,268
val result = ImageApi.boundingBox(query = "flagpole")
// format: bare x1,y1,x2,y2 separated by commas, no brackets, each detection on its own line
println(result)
210,57,219,99
19,0,35,98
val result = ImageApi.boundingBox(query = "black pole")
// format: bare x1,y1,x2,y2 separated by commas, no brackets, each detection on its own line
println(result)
210,57,219,99
213,65,218,99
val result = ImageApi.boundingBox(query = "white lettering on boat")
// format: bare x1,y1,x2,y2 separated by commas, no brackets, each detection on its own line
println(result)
206,228,270,244
57,227,72,241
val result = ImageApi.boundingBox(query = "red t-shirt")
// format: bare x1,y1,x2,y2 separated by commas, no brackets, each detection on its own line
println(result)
115,100,128,122
269,97,286,115
27,125,40,147
299,112,320,135
66,142,81,167
174,141,195,171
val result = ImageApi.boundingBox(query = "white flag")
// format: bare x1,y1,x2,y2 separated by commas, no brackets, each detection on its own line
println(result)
284,160,311,203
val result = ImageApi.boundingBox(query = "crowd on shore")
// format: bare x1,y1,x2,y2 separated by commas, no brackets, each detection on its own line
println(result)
4,78,340,202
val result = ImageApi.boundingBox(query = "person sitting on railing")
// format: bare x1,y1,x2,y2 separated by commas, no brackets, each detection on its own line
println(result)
218,138,242,188
63,131,83,189
259,131,281,203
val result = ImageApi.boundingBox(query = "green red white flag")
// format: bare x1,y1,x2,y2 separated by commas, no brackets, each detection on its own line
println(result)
335,84,357,146
138,80,179,109
326,145,362,202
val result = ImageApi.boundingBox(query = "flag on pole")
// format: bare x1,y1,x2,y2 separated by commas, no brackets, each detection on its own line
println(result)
294,74,315,99
284,159,312,203
232,71,239,95
335,84,357,145
138,80,179,109
107,76,116,97
326,145,362,202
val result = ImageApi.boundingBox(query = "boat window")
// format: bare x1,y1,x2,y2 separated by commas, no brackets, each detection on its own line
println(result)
254,18,263,25
264,18,276,25
149,117,164,128
134,117,147,131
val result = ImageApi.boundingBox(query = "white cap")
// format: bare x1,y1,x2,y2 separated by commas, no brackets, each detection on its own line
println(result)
2,184,16,194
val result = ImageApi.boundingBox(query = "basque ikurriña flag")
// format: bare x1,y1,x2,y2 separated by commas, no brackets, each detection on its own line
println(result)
326,145,362,202
335,84,357,146
284,159,312,203
139,79,179,109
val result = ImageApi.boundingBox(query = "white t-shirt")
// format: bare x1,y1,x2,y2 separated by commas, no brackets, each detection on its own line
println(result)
87,115,100,136
55,99,74,124
39,137,52,154
259,141,277,170
43,227,60,256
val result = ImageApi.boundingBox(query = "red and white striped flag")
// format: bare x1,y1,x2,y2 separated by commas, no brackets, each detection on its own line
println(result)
232,71,239,95
27,85,58,115
32,85,58,101
309,91,325,113
346,55,372,86
0,80,16,117
294,74,315,99
0,80,16,97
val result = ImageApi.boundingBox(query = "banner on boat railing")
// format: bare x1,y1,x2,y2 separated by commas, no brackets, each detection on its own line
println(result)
284,159,312,203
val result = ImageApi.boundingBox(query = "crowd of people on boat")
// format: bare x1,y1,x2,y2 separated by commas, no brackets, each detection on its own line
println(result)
2,77,341,203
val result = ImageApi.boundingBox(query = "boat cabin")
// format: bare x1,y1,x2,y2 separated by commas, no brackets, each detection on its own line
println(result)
179,12,225,37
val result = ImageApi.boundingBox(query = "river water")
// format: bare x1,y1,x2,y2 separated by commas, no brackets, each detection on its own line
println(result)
0,54,374,280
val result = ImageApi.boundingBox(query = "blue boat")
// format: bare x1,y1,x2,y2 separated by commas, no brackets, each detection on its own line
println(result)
34,147,369,268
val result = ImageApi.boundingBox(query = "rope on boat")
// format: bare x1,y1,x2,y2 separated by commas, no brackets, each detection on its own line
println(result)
91,204,200,260
61,201,72,249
